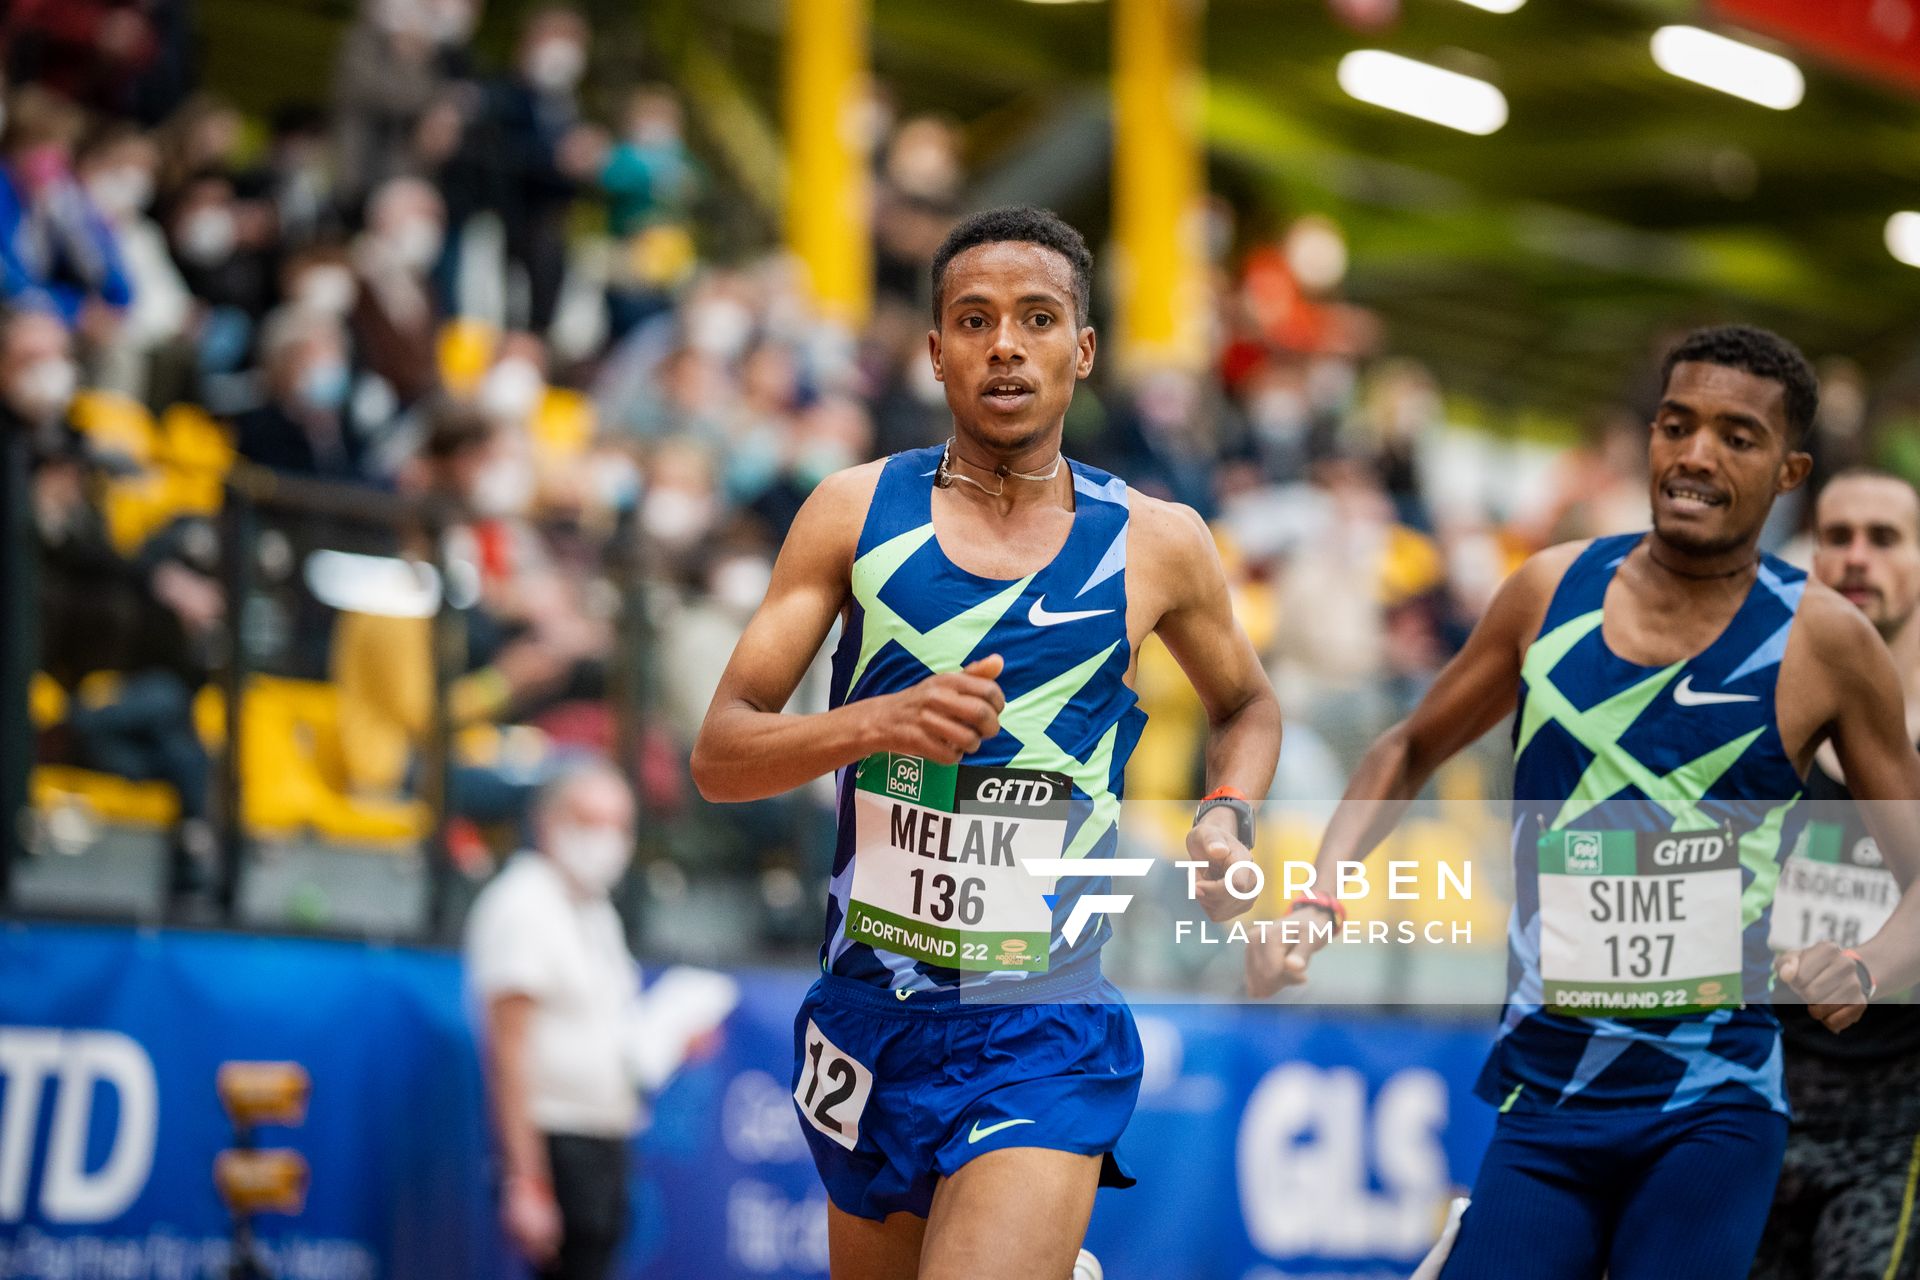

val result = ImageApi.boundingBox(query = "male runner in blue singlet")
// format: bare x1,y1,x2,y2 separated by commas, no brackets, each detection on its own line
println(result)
694,207,1281,1279
1752,469,1920,1280
1249,326,1920,1279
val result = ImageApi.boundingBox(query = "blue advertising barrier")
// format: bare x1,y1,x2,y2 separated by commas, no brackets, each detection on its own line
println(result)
0,923,1498,1280
0,922,503,1280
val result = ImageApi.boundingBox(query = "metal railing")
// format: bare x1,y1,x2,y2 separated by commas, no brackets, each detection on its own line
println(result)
2,454,653,944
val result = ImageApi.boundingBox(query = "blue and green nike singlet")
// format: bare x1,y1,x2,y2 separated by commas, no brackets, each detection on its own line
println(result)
1482,532,1811,1115
819,446,1148,993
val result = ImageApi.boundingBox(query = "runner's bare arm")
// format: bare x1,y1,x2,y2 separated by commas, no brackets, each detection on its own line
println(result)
1778,589,1920,1027
1247,543,1581,996
1142,499,1282,801
1308,544,1581,879
1136,498,1283,921
692,465,1008,802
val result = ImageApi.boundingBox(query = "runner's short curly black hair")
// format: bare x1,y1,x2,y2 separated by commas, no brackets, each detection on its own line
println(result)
930,207,1093,328
1660,324,1819,444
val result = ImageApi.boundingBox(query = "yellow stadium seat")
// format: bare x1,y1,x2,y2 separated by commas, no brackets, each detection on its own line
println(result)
70,391,159,466
101,470,177,554
158,406,236,517
33,674,429,845
159,404,236,476
32,765,180,826
438,318,501,396
31,674,180,826
231,677,429,845
530,387,596,462
29,673,67,728
1379,524,1445,606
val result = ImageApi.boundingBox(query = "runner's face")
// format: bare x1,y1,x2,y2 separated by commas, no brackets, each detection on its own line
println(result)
930,241,1094,455
1647,361,1810,556
1814,475,1920,636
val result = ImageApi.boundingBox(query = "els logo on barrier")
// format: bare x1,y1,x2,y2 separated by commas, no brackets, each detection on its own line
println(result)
0,1029,157,1224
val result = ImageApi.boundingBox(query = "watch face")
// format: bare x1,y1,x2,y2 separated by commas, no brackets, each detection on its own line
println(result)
1197,797,1255,849
1852,957,1876,999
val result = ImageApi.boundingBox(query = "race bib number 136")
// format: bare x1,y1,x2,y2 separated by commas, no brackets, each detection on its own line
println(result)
845,752,1068,972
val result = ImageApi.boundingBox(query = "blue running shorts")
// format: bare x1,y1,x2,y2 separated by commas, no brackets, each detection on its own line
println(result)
1439,1102,1789,1280
790,965,1143,1221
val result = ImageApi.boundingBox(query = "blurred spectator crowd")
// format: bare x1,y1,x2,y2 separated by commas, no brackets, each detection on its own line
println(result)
2,0,1906,949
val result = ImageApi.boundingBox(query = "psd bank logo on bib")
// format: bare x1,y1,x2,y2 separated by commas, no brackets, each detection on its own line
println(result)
1565,832,1604,875
886,754,924,803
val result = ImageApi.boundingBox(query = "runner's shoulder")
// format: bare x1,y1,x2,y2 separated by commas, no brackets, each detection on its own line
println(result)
784,460,890,574
1491,538,1594,613
1787,575,1882,678
1512,538,1595,594
1476,539,1595,650
799,458,889,525
1126,493,1221,597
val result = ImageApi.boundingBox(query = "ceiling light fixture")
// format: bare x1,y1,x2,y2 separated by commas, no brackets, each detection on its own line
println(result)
1887,212,1920,269
1650,25,1805,110
1336,50,1508,135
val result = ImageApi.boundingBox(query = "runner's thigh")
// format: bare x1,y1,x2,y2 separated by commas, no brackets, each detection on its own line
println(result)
918,1147,1100,1280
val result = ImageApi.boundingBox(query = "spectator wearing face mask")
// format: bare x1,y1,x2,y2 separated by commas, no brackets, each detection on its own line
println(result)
872,115,964,308
351,176,445,407
635,437,719,580
7,308,221,906
230,305,363,481
166,168,278,391
600,86,700,340
657,534,775,748
2,0,160,121
332,402,598,831
278,244,408,453
743,392,871,542
154,94,245,202
165,171,277,311
0,88,132,340
476,336,550,429
464,761,646,1280
331,0,472,214
280,244,360,323
443,6,606,334
450,352,616,701
74,122,192,401
246,103,341,248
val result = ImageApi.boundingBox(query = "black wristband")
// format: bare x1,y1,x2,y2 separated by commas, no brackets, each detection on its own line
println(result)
1194,793,1255,850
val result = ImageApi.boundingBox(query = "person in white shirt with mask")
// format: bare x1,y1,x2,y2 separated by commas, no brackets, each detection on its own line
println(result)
465,759,643,1280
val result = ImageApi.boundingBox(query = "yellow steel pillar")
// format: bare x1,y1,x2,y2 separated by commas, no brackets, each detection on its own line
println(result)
1112,0,1207,372
785,0,871,328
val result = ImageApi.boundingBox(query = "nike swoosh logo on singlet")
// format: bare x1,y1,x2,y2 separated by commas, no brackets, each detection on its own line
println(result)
1672,675,1760,707
1028,598,1113,627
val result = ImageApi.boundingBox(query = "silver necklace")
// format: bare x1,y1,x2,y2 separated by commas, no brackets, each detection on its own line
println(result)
934,436,1062,498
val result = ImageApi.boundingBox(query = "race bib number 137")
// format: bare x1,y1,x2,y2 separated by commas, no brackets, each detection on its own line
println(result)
1538,827,1743,1017
845,752,1069,972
